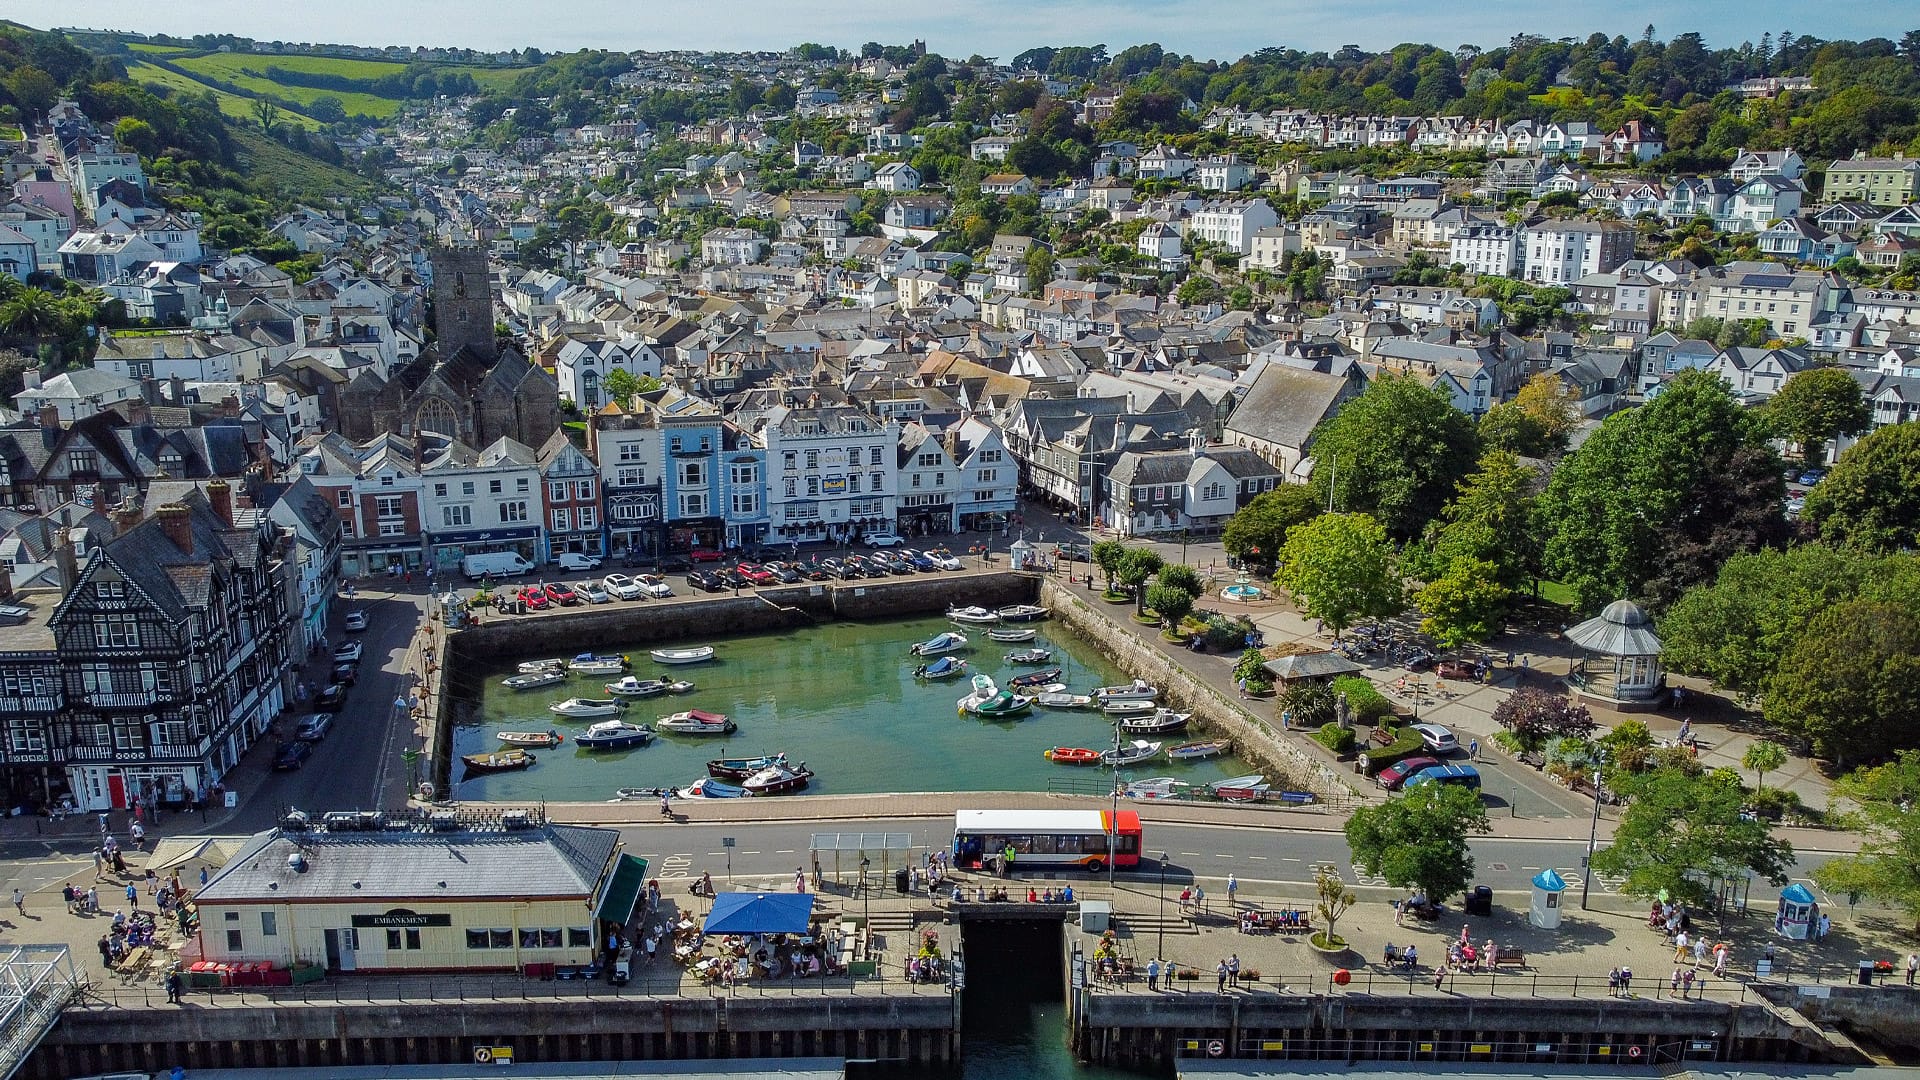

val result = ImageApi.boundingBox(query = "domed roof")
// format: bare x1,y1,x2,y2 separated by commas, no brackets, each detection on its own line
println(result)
1566,599,1663,656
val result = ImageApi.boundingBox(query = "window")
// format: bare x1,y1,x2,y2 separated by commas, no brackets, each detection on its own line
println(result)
552,509,571,532
379,520,407,538
226,928,243,951
1204,482,1226,501
95,614,139,649
784,479,796,497
680,494,706,517
550,482,569,502
576,479,594,501
466,929,491,949
618,442,646,462
433,483,448,498
870,472,883,491
846,474,861,494
338,489,353,508
615,467,647,487
730,463,756,486
805,450,819,470
935,473,945,486
462,482,475,496
806,477,819,497
680,462,705,486
376,496,404,519
490,479,503,495
261,912,278,936
911,474,921,489
568,927,592,948
443,505,472,527
499,502,528,524
517,477,530,493
783,451,797,472
732,492,759,515
978,469,997,483
578,506,596,530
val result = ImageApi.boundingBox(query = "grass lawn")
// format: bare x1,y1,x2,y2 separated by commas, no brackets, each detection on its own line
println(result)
1536,580,1578,608
174,53,402,119
127,61,319,130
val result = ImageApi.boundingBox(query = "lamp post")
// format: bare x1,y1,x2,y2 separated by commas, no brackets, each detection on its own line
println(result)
1157,853,1169,961
860,856,871,924
1108,724,1122,888
1581,749,1607,910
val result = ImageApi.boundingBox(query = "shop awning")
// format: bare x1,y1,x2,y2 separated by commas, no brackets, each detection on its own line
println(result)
594,853,649,924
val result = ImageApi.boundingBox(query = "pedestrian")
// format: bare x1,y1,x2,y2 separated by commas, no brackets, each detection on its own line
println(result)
1193,884,1206,913
1433,963,1447,990
1818,913,1831,940
1146,957,1161,991
1467,739,1479,761
86,886,98,913
1004,843,1017,876
146,869,158,895
1669,969,1682,997
93,848,105,877
126,883,138,909
10,887,23,915
1692,937,1708,967
1607,966,1621,997
97,935,113,969
1215,959,1228,993
1226,874,1238,909
794,867,807,894
199,866,209,888
165,969,183,1004
1907,954,1918,986
130,821,145,851
1227,953,1241,988
1682,969,1696,1000
1713,945,1729,978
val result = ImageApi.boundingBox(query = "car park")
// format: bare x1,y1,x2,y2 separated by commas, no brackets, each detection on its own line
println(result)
544,582,580,606
332,641,363,664
343,610,369,632
686,569,727,593
295,713,335,741
1373,755,1440,791
635,574,673,598
603,574,644,601
272,740,314,771
1410,723,1459,754
315,683,349,710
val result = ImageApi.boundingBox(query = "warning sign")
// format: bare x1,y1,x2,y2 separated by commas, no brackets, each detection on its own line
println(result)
1207,1040,1225,1058
473,1045,514,1065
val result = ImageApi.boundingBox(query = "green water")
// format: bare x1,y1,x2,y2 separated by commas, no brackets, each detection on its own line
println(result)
449,614,1254,801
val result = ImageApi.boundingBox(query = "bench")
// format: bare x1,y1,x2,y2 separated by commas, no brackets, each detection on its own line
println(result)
1370,726,1398,747
1493,949,1526,968
1240,910,1314,935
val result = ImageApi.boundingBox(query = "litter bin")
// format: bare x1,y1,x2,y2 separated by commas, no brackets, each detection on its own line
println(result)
1858,960,1875,986
1466,885,1493,916
895,867,910,895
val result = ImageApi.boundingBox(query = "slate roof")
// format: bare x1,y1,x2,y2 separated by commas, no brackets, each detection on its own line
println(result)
198,823,622,903
1224,364,1355,450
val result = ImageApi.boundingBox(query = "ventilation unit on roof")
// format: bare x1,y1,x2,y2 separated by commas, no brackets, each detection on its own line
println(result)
429,810,460,831
280,810,310,831
500,810,532,830
287,852,308,873
322,811,362,831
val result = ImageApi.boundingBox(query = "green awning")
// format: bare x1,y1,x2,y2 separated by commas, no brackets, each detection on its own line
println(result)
594,854,649,924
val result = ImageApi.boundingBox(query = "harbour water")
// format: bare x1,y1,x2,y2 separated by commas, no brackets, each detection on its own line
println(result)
448,613,1256,801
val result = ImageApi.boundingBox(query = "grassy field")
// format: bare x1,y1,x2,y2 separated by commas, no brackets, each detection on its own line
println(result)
127,61,319,129
126,42,195,56
228,127,373,200
173,53,402,118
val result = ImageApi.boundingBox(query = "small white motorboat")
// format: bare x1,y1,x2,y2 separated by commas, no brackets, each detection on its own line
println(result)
996,604,1048,622
656,709,736,735
518,658,566,673
910,630,970,656
947,605,1001,625
1121,777,1192,800
568,653,631,675
676,776,750,799
496,729,564,747
665,680,697,694
742,761,813,795
1003,648,1053,664
548,697,627,718
987,627,1037,642
605,676,670,697
502,670,567,691
1119,709,1192,735
651,646,716,665
1102,699,1159,717
1037,691,1094,709
1102,740,1164,767
1210,774,1271,801
914,656,970,680
1094,680,1159,705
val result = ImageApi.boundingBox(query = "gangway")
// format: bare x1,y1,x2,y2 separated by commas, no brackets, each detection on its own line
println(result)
0,944,85,1080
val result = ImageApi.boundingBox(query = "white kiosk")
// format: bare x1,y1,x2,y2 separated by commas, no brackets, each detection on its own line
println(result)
1774,882,1818,940
1008,539,1034,570
1529,868,1567,929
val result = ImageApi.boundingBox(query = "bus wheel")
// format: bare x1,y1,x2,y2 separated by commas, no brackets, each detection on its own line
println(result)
1085,859,1104,874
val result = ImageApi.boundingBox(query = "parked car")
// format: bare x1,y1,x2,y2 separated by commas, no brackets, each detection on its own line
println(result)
883,552,916,575
544,582,580,606
273,740,314,771
1796,468,1827,486
841,555,874,578
1410,723,1459,754
689,548,726,563
343,610,369,633
736,562,774,585
332,641,363,664
656,554,693,572
330,661,359,686
603,574,644,601
903,549,936,572
864,532,905,548
1054,544,1092,562
577,580,611,604
797,560,831,581
1403,763,1483,791
686,569,727,593
315,683,349,710
763,562,801,584
295,713,335,742
635,573,673,598
554,551,602,571
520,586,550,610
1373,755,1440,791
926,548,963,571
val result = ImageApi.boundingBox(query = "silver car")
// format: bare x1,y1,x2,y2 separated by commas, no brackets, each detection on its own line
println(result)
577,580,611,604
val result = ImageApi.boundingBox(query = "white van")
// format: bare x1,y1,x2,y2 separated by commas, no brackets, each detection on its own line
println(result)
461,552,536,580
554,551,602,571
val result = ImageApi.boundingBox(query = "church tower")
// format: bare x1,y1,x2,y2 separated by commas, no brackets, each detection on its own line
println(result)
429,244,496,362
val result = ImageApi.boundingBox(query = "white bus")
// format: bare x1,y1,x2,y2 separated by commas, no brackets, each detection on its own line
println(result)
951,809,1143,873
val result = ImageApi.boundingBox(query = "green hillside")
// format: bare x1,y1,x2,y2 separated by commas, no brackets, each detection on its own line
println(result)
228,126,373,200
173,53,403,118
127,60,319,129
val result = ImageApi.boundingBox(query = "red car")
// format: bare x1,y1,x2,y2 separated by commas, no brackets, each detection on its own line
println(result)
520,586,549,610
1374,755,1441,791
689,548,726,563
736,562,774,584
545,582,580,605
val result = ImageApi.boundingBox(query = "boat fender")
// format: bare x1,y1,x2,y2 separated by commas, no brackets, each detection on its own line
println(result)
418,781,436,801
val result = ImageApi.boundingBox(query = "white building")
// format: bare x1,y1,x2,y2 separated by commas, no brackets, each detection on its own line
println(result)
871,162,922,192
1245,226,1302,271
700,228,767,266
951,416,1017,532
418,437,546,572
1521,220,1635,285
554,336,663,411
1449,223,1522,278
1195,154,1256,192
755,406,898,544
896,422,959,534
1187,199,1281,256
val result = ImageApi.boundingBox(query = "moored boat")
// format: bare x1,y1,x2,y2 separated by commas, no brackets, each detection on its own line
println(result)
614,786,671,801
1101,739,1164,767
1119,709,1192,735
676,776,750,799
502,670,568,691
1210,773,1270,801
946,605,1001,625
1102,699,1159,717
742,761,814,795
914,656,969,680
1003,648,1053,665
1094,680,1159,704
1121,777,1192,800
996,604,1048,622
909,630,970,656
707,752,789,781
987,627,1037,643
568,653,631,675
1036,691,1094,709
1167,739,1232,761
604,676,670,697
959,674,1034,718
1008,667,1062,689
657,709,736,735
517,658,566,673
651,646,716,665
574,720,655,750
548,697,627,718
495,729,563,747
462,749,535,774
1043,746,1102,765
665,680,697,694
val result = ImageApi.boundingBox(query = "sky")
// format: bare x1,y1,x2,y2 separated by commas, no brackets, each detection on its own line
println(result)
5,0,1902,62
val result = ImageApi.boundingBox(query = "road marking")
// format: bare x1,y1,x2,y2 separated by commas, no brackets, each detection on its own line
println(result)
1280,857,1301,863
706,852,725,857
1246,855,1267,860
774,849,796,854
1179,851,1204,857
1212,853,1235,858
743,850,761,855
659,854,693,879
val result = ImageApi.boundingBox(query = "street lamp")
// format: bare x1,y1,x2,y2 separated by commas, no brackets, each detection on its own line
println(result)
1157,853,1169,961
1581,749,1607,910
1108,723,1122,888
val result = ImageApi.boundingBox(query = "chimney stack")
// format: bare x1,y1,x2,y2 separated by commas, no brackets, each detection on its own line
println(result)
156,504,193,555
38,404,60,434
0,559,13,602
168,375,185,405
208,478,234,527
52,528,77,594
221,395,241,419
127,398,150,427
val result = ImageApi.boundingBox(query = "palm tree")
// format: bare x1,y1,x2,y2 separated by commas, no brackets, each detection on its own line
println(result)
0,287,63,338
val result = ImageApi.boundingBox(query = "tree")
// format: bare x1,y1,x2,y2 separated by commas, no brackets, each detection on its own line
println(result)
1407,451,1541,590
307,95,348,124
1490,687,1596,755
600,368,661,405
1590,766,1794,908
1308,373,1481,538
1312,865,1356,949
1764,600,1920,767
1537,369,1786,613
1498,372,1581,456
251,97,281,135
1091,539,1128,592
1157,563,1203,597
1221,486,1318,571
1145,582,1195,629
1275,513,1403,637
1803,423,1920,554
1117,549,1167,615
1810,752,1920,931
1766,368,1871,463
1345,782,1491,903
1743,740,1788,793
1416,556,1510,648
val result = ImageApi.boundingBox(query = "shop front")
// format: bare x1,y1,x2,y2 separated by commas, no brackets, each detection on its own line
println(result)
340,539,425,580
667,517,725,554
607,491,661,562
959,497,1017,533
900,500,955,539
427,526,543,575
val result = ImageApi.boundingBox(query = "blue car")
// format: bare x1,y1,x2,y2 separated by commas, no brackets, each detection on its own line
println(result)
903,549,936,571
1796,468,1827,486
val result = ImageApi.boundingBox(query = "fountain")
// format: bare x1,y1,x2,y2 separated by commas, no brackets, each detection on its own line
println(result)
1221,572,1265,603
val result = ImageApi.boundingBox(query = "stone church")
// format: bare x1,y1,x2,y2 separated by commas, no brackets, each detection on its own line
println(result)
338,245,559,447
